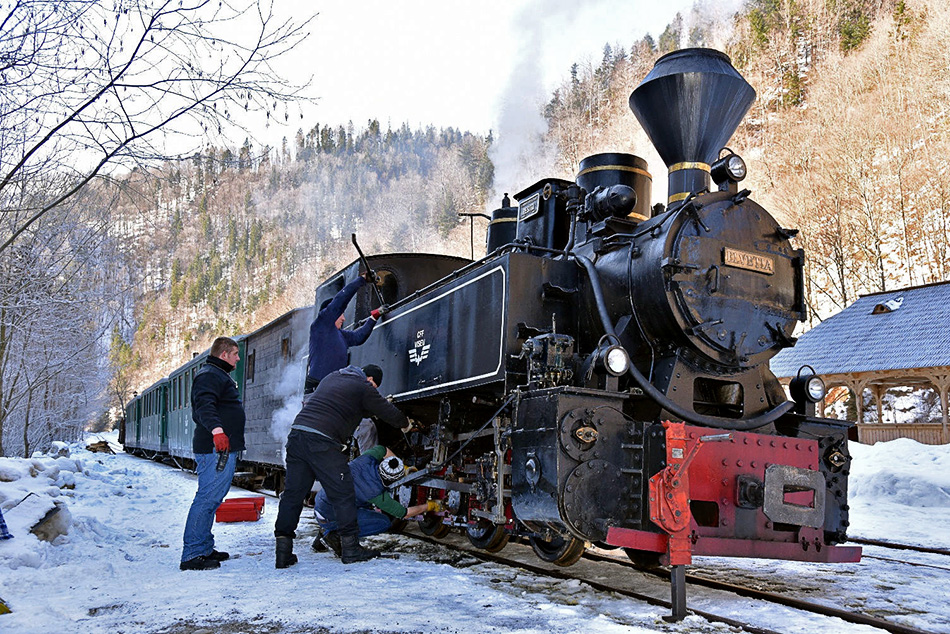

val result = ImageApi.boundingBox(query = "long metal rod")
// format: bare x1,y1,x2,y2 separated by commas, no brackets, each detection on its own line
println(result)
350,233,386,306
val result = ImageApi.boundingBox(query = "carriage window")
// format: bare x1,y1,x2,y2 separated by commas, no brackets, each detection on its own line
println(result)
281,336,291,361
246,350,256,383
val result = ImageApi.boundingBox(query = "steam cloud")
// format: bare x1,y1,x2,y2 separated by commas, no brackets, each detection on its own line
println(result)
269,346,308,463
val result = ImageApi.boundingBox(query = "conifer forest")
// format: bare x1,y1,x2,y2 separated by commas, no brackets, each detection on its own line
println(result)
1,0,948,456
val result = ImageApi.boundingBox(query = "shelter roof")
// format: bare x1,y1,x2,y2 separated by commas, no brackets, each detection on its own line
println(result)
770,281,950,379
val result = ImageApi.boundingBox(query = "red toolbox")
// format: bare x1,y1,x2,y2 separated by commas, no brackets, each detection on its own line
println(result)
215,496,265,523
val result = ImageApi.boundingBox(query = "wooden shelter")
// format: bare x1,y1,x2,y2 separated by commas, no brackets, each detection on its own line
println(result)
770,281,950,445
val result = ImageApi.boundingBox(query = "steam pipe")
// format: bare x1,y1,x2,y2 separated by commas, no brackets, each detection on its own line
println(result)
574,255,793,430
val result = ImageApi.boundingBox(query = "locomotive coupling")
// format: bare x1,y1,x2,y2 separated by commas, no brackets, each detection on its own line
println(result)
648,421,733,566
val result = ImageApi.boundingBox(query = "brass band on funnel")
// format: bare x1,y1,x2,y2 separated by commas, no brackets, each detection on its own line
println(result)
667,162,711,205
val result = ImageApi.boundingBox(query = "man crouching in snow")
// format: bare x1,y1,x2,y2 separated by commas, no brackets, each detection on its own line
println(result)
273,364,410,567
180,336,245,571
311,446,442,557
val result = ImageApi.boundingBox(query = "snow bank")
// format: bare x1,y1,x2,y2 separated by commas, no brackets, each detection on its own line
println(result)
0,445,89,570
849,438,950,507
847,438,950,548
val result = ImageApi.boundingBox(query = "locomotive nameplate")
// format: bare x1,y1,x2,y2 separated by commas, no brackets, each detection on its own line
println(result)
723,247,774,275
519,193,541,221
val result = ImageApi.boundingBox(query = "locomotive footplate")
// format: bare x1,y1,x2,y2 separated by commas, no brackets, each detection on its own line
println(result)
605,421,862,564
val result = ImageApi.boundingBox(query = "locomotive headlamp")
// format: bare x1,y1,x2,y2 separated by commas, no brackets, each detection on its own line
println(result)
805,376,825,401
602,345,631,376
711,150,747,185
789,365,826,407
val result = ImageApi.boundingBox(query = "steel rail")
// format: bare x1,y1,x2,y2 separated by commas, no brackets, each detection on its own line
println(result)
581,550,936,634
407,532,784,634
848,537,950,557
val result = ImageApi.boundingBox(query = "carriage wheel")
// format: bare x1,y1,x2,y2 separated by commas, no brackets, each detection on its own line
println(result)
623,548,663,568
466,520,510,553
419,513,450,538
529,535,586,566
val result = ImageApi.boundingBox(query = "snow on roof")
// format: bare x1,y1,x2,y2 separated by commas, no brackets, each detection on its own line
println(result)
770,280,950,378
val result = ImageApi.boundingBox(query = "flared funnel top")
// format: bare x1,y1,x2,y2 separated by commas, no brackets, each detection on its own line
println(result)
629,48,755,170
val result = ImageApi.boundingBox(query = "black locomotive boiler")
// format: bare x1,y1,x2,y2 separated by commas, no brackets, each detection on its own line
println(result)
338,48,860,616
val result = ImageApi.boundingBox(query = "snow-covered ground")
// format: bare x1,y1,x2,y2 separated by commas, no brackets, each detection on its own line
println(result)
0,432,948,634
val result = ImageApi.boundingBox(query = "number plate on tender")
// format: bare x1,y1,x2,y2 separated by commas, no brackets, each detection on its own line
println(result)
723,247,774,274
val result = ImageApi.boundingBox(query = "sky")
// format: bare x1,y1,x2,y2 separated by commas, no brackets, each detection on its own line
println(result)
1,432,949,633
261,0,725,139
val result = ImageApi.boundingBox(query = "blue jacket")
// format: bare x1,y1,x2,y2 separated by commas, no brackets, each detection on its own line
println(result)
315,445,406,518
307,277,376,382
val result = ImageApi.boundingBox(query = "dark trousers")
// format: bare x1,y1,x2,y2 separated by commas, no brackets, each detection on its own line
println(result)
274,430,358,538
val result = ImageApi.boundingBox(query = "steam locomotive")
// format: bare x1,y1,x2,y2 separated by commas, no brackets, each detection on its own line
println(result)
343,47,861,614
124,48,860,618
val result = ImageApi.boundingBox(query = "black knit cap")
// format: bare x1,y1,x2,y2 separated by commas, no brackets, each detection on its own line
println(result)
362,364,383,387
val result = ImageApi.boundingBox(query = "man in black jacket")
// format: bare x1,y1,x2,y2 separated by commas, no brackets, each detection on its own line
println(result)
180,337,246,571
274,364,409,567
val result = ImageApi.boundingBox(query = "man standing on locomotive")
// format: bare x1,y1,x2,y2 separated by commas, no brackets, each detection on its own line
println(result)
180,336,245,571
311,446,442,555
274,364,411,567
305,271,387,394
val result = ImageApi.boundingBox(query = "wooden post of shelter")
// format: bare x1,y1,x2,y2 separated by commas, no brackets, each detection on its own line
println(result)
926,372,950,444
872,384,886,425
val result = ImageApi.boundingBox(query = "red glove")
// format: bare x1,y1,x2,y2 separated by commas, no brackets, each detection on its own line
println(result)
370,305,389,320
212,430,230,452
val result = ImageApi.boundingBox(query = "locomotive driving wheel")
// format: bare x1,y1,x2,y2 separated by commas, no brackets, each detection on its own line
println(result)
419,513,450,538
466,520,510,553
528,535,586,567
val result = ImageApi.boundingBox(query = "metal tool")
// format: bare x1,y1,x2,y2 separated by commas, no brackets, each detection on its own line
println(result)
351,233,385,307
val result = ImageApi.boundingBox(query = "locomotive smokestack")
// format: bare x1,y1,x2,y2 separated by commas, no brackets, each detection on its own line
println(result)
629,48,755,207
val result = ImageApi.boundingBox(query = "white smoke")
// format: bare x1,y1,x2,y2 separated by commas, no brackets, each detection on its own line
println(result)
487,0,588,208
269,348,308,463
487,0,744,211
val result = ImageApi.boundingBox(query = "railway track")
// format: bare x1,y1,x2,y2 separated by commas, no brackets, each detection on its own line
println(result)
155,457,947,633
391,527,941,634
849,537,950,557
243,479,945,632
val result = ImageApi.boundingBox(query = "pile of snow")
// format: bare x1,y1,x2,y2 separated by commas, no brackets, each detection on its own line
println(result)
848,438,950,547
0,445,88,569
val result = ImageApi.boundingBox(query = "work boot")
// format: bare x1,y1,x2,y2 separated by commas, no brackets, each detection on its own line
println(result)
321,531,342,558
340,534,379,564
311,527,328,552
180,555,220,571
275,536,298,569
